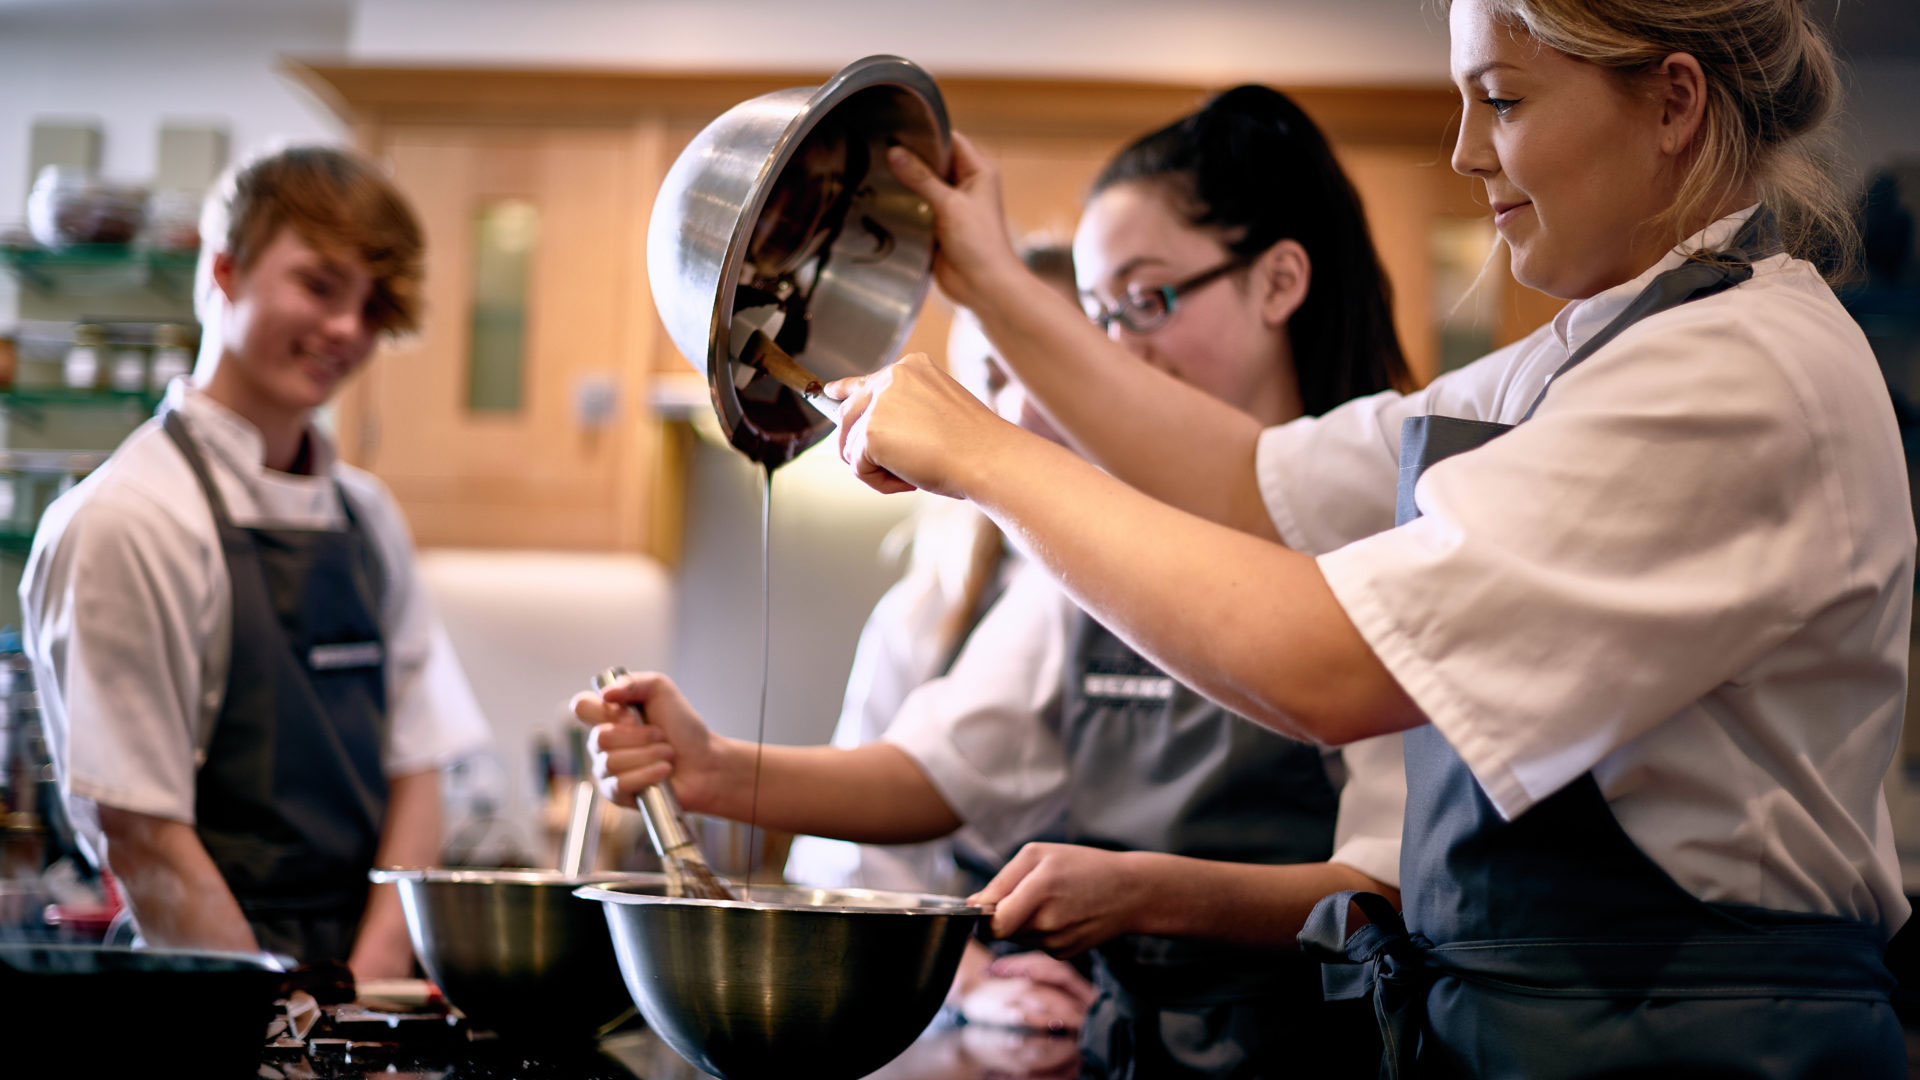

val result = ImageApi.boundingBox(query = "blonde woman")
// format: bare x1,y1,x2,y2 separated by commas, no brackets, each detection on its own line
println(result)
839,1,1909,1076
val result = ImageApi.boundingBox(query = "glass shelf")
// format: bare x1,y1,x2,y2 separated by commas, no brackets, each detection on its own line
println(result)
0,449,112,474
0,245,198,297
0,387,163,413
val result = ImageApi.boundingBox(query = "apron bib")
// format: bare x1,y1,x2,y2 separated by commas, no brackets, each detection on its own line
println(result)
1300,210,1906,1079
1061,615,1378,1079
164,410,391,965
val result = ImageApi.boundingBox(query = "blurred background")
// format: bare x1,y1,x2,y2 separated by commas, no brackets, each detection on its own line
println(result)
0,0,1914,920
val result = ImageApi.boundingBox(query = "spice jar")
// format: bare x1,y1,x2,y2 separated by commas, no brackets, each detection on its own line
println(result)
148,324,193,392
63,324,104,391
109,336,147,393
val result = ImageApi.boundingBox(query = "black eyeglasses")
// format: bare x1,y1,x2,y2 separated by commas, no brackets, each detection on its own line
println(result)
1082,257,1250,335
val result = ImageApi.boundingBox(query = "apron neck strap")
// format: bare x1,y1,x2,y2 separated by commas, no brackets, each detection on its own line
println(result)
162,407,237,528
1520,206,1781,423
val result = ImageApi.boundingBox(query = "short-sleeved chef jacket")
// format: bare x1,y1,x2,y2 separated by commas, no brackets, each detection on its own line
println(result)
1257,207,1912,931
884,560,1407,888
21,381,492,868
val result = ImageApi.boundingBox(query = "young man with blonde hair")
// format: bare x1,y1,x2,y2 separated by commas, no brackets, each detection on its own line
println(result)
22,146,486,979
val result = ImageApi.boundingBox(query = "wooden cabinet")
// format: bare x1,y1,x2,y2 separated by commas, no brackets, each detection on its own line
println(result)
342,124,661,551
293,65,1560,555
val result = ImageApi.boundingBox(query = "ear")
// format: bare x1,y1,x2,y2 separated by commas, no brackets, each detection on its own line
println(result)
210,249,241,304
1653,52,1710,159
1254,239,1311,328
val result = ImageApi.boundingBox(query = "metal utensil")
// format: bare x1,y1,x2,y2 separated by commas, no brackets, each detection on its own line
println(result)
576,880,989,1080
647,54,950,467
558,725,600,878
367,868,663,1042
591,667,734,900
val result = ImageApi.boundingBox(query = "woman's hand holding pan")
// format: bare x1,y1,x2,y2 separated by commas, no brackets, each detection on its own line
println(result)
887,133,1032,314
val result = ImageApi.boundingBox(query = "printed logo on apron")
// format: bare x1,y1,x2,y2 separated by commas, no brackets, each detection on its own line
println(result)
1081,673,1176,702
308,641,385,671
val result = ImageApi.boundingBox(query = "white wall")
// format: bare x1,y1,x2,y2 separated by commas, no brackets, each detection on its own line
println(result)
347,0,1453,85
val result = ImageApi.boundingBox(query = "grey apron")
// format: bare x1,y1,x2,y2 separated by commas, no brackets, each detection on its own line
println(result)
1300,210,1906,1078
1063,615,1379,1080
164,410,390,965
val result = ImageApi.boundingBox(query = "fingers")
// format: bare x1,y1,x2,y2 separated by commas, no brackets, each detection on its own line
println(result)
980,853,1049,941
596,669,679,710
987,952,1098,1008
958,978,1088,1034
886,144,951,207
830,372,875,463
970,843,1042,908
949,131,992,186
570,690,622,727
1012,984,1089,1033
584,723,673,808
832,368,919,496
585,720,665,757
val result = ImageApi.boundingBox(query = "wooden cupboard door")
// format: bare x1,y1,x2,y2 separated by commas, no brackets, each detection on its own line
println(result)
339,124,663,551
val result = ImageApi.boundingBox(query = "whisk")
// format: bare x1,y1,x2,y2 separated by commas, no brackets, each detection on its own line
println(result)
591,667,737,901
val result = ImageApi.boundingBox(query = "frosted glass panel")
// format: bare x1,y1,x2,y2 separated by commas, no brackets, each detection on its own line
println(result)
468,199,538,412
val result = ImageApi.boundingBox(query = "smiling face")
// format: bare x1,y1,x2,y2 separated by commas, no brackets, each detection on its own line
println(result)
210,225,380,417
1449,0,1687,299
1072,181,1297,424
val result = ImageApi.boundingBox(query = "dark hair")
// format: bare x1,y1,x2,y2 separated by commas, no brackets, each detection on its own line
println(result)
1021,241,1076,293
1091,85,1408,413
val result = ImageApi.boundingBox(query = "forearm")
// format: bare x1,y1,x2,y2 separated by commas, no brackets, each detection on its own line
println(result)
96,805,258,952
353,769,441,976
1124,853,1397,947
972,271,1278,539
965,432,1418,744
693,740,963,844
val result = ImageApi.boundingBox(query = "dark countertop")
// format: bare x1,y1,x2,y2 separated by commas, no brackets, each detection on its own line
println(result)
251,1011,1079,1080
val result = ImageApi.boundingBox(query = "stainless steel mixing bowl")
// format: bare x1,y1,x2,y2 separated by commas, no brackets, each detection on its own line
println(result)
576,880,987,1079
647,54,951,467
370,867,669,1042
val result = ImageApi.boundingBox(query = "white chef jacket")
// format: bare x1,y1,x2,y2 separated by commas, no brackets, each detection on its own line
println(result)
885,560,1408,888
21,381,492,868
1257,207,1913,931
785,503,1012,894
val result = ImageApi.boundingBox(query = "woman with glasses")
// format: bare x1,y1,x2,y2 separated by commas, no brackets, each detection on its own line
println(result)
582,85,1411,1079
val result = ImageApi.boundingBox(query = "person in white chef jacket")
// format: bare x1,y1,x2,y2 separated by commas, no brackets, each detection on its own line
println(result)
783,243,1101,1036
21,146,489,980
583,86,1412,1080
835,1,1915,1077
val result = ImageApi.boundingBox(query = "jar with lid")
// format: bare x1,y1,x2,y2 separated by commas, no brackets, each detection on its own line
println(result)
148,324,194,392
108,335,147,393
63,324,103,390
